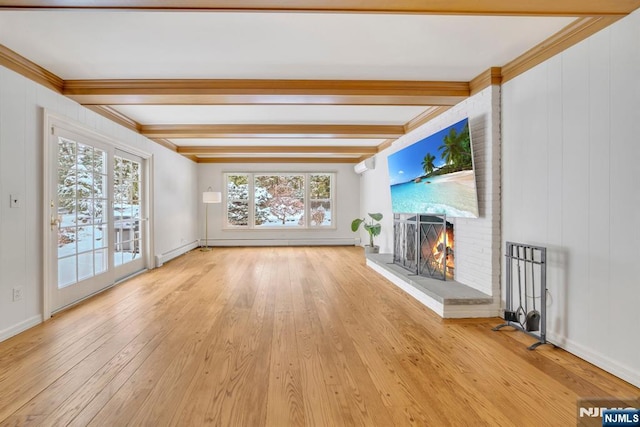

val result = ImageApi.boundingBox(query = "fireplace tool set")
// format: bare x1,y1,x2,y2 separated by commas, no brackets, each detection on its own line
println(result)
493,242,550,350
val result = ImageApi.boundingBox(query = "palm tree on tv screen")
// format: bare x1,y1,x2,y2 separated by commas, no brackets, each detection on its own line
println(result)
439,127,464,165
421,153,436,175
437,123,472,172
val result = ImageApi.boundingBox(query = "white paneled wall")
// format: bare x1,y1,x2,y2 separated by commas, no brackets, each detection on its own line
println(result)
361,85,502,298
0,65,198,340
502,9,640,387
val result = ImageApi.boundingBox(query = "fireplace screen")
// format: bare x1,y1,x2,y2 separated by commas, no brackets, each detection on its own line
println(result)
393,213,454,281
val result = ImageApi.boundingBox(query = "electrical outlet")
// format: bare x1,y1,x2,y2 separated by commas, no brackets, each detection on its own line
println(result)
12,287,23,302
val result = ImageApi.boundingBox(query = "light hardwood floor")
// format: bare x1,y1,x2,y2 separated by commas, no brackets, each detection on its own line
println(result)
0,246,637,426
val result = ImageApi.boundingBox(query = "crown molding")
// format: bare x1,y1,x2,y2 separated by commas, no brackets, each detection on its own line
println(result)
84,105,141,133
150,138,178,152
376,139,396,153
404,106,454,135
502,16,622,83
87,107,182,154
0,43,63,92
469,67,502,96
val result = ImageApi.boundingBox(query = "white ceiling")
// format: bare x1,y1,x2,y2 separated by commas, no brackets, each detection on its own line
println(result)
0,9,583,161
0,11,574,80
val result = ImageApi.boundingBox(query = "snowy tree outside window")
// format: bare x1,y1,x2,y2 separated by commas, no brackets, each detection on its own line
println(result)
57,137,143,287
226,174,250,227
113,155,142,267
255,175,305,227
309,174,332,227
223,172,334,229
57,138,110,287
57,140,108,248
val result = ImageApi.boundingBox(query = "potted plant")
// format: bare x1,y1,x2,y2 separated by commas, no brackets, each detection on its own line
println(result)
351,213,383,254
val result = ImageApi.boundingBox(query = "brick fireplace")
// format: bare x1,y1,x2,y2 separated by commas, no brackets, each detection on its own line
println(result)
393,213,454,281
361,85,502,316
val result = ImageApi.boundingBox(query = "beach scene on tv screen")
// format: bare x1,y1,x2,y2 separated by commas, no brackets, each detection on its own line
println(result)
387,118,479,218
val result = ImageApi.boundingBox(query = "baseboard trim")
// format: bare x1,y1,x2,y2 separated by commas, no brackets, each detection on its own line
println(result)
547,332,640,388
155,240,199,267
0,314,43,343
209,238,357,247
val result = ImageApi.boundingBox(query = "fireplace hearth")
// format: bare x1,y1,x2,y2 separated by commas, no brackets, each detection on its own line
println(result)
393,213,454,281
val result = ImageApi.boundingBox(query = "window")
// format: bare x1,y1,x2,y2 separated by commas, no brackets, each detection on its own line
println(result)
226,174,250,227
309,174,332,226
224,172,335,229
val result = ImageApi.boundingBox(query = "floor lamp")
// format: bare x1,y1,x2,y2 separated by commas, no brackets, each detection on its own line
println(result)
201,188,221,252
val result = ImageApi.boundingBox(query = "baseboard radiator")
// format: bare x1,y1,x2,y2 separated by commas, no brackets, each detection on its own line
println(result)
206,238,358,247
154,240,200,267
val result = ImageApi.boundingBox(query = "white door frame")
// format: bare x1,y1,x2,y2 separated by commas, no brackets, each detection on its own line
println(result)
42,110,154,319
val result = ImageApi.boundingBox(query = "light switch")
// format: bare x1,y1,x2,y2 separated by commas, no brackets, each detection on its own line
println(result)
10,194,21,208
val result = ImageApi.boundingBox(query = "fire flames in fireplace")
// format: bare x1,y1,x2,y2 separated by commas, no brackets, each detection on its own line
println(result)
432,225,454,279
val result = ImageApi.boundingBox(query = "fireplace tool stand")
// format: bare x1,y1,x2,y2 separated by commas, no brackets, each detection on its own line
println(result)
493,242,552,350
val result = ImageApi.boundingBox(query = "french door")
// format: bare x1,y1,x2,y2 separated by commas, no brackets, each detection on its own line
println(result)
46,120,148,314
113,150,145,280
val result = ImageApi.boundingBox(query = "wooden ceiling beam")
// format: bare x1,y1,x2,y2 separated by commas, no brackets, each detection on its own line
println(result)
141,124,405,139
177,145,378,155
1,0,638,16
63,79,469,106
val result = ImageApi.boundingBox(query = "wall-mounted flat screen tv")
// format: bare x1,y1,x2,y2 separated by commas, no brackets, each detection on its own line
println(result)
387,117,479,218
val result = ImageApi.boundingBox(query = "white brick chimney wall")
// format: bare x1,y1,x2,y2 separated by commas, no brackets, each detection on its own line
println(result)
362,85,502,297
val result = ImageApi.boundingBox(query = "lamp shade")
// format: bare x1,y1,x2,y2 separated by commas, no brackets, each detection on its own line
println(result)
203,191,221,204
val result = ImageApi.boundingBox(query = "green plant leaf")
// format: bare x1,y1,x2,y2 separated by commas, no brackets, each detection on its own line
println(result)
351,218,364,232
368,213,383,221
365,223,382,236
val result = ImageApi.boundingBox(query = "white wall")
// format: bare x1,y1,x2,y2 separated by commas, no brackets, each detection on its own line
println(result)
361,86,502,297
502,10,640,387
153,148,199,258
0,65,198,340
198,162,361,245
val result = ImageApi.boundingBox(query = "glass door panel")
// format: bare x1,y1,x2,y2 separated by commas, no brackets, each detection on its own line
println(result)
47,119,149,316
53,135,112,311
113,151,145,279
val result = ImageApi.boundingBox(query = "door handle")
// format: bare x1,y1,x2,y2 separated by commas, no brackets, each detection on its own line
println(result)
49,200,61,231
51,216,61,230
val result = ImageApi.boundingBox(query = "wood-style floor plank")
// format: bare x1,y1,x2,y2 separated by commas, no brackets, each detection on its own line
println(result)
0,246,637,426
